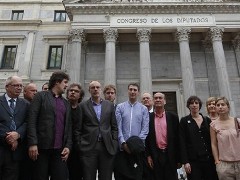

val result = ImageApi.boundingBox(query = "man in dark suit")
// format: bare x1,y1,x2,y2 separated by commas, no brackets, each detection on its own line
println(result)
74,80,118,180
27,71,72,180
146,92,180,180
0,75,29,180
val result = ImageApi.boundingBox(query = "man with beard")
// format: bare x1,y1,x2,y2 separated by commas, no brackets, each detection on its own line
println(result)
66,83,85,180
27,71,72,180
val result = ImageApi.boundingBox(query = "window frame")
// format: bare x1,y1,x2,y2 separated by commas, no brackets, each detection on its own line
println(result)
54,11,66,22
1,45,18,69
47,45,63,69
11,10,24,20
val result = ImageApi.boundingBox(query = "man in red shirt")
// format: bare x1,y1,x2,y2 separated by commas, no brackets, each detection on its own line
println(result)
146,92,180,180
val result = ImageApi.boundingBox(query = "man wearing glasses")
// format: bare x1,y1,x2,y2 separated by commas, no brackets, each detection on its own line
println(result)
0,75,29,180
66,83,85,180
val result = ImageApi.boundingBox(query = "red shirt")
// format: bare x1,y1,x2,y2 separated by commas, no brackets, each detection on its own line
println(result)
154,111,167,149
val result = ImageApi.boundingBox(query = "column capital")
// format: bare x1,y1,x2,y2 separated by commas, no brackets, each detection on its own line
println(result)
137,28,151,42
208,27,224,41
69,28,86,42
176,27,191,42
232,38,240,51
202,40,213,51
103,28,118,42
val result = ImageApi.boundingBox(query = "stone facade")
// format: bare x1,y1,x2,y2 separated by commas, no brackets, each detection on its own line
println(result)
0,0,240,117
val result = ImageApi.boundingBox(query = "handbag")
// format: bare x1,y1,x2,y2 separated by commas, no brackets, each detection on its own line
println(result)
234,117,240,137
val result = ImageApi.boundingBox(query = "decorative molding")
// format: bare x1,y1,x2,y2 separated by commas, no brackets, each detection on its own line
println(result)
0,20,42,26
69,28,86,42
137,28,151,42
208,27,224,41
64,3,240,19
103,28,118,42
176,27,191,42
0,35,26,40
42,35,69,43
232,39,240,51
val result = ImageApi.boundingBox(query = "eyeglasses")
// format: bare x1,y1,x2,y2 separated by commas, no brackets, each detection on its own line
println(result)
69,89,80,93
106,92,115,95
9,84,23,88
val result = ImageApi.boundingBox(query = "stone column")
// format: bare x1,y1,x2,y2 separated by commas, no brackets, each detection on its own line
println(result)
209,27,235,116
0,39,4,66
137,28,152,93
69,28,85,83
232,37,240,76
202,40,219,96
103,28,118,86
176,27,196,106
20,31,36,78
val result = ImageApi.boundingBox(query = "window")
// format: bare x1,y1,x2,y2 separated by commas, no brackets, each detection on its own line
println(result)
54,11,66,22
47,46,63,69
11,10,24,20
1,46,17,69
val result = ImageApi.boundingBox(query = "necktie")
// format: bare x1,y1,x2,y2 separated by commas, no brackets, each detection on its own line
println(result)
9,99,16,131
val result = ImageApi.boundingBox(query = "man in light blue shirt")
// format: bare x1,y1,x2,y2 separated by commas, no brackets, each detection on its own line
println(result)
114,83,149,180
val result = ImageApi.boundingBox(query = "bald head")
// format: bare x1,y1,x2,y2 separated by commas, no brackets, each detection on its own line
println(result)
141,92,153,111
89,81,101,101
153,92,166,109
24,83,37,102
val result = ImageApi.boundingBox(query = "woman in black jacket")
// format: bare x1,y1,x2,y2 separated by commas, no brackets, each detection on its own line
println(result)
179,96,218,180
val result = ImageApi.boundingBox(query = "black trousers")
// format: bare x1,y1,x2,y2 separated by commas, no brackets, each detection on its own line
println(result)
0,146,19,180
67,148,83,180
32,149,68,180
80,141,115,180
152,150,177,180
114,151,144,180
187,160,218,180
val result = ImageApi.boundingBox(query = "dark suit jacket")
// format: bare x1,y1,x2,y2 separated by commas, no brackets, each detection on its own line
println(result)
179,114,212,164
27,91,72,150
0,94,29,160
74,99,118,155
146,111,180,169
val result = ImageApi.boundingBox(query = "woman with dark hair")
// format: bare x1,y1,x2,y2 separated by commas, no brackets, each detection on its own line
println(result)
210,97,240,180
179,96,218,180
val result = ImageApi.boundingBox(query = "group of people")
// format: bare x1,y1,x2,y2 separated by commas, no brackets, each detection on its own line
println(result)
0,71,239,180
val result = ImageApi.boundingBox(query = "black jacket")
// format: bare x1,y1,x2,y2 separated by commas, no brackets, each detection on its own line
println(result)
146,111,180,169
179,114,212,164
27,91,72,150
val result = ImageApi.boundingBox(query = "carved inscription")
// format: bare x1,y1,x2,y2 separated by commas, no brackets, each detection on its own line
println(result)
110,15,215,27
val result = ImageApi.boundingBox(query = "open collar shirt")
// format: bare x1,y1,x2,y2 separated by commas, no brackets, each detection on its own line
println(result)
115,100,149,145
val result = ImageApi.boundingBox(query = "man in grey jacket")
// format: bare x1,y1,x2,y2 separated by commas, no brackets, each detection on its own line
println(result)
74,81,118,180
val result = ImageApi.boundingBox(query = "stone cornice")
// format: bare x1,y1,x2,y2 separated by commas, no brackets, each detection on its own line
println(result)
64,2,240,20
0,20,42,26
